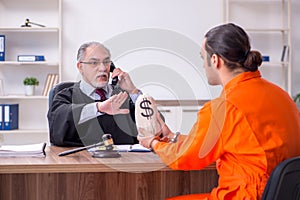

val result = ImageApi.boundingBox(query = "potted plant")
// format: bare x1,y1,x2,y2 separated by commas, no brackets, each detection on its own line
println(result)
23,77,39,96
294,93,300,111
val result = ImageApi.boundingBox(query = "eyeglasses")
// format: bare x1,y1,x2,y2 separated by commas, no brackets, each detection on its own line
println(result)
80,60,111,68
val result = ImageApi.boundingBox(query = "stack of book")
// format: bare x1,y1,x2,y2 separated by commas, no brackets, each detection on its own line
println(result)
42,74,59,96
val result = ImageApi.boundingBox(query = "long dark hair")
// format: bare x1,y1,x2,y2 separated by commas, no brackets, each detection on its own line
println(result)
205,23,262,72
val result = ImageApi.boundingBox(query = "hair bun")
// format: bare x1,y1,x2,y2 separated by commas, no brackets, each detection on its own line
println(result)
244,50,263,71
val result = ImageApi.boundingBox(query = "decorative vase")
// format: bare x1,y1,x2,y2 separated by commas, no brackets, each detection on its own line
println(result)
25,85,35,96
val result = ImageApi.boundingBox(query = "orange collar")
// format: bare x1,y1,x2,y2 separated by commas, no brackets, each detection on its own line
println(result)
222,71,261,96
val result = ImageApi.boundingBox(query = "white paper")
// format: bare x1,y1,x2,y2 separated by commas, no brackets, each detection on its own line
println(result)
116,144,150,152
0,142,46,157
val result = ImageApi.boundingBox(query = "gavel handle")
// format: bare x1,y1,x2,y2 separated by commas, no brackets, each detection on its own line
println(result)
58,142,104,156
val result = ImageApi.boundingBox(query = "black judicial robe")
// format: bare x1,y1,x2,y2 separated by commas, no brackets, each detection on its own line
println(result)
47,82,138,147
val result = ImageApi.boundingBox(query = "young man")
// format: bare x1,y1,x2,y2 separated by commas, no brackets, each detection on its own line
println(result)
48,42,141,146
138,23,300,199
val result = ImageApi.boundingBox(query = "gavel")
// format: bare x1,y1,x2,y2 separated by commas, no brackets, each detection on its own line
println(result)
21,18,45,27
58,134,117,157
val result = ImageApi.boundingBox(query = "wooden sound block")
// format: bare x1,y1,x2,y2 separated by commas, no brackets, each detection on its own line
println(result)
135,94,161,137
92,150,121,158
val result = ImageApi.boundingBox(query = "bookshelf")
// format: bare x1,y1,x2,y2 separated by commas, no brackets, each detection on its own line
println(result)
0,0,61,144
223,0,292,94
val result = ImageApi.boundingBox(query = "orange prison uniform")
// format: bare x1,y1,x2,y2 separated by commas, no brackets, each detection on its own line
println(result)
154,71,300,200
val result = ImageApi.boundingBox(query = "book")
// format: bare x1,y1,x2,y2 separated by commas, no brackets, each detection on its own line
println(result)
0,142,46,157
52,73,59,87
2,104,18,130
0,105,3,130
262,56,270,62
42,74,52,96
0,35,4,61
281,45,289,62
17,55,45,62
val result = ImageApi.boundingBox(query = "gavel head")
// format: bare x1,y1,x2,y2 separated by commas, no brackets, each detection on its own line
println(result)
25,19,30,25
102,134,114,150
21,19,31,27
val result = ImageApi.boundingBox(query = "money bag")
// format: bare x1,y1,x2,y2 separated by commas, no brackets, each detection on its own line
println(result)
135,94,161,137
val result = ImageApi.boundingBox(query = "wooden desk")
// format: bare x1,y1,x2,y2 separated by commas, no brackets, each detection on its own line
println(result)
0,146,218,200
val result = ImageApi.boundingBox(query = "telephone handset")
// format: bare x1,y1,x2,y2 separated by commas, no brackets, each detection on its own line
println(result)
110,62,118,86
110,62,124,98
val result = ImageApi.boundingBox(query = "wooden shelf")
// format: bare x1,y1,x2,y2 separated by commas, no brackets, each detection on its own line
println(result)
0,129,47,134
0,0,61,143
223,0,292,94
0,27,59,33
0,95,48,100
245,28,290,33
156,99,209,106
0,61,58,66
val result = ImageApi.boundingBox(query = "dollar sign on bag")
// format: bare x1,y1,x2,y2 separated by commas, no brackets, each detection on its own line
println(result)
140,97,154,119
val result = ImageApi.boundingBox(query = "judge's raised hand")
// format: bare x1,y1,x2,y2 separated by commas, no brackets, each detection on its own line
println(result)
96,91,129,115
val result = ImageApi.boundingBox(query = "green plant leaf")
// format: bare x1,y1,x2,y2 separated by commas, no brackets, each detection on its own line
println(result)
23,77,39,86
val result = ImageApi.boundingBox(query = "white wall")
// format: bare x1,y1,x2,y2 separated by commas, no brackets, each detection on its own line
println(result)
61,0,300,99
62,0,223,100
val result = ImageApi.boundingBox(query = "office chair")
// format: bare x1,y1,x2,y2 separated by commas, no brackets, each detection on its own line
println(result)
48,82,75,107
261,156,300,200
